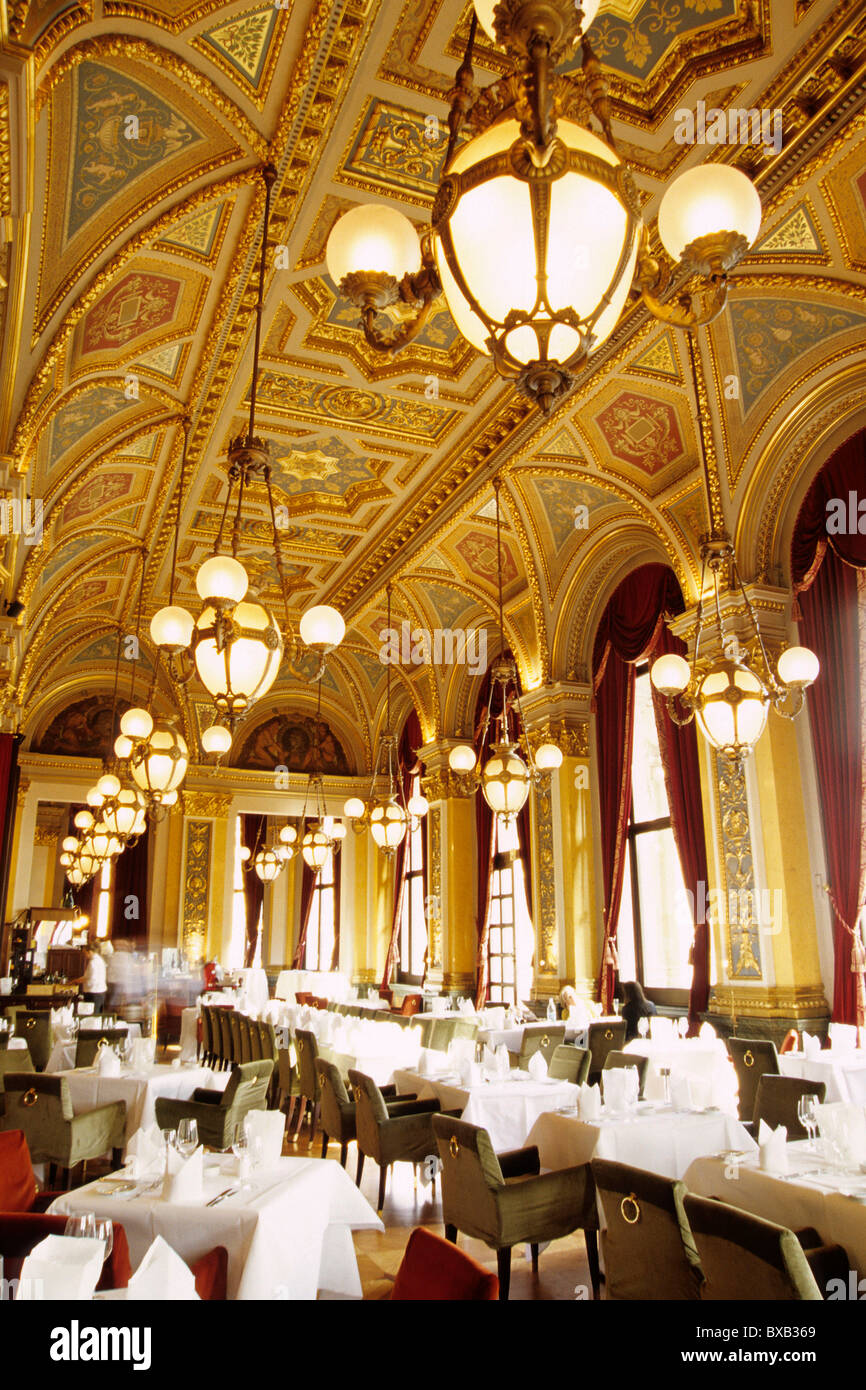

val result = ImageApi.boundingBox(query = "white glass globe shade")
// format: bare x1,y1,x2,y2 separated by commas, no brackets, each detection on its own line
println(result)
67,866,87,886
61,835,79,853
150,605,195,650
473,0,600,41
201,725,232,756
449,744,477,772
86,788,105,809
436,119,637,368
161,790,179,807
74,810,94,831
481,745,531,818
120,707,153,740
407,793,429,817
114,735,133,760
695,661,769,759
194,601,282,709
344,797,366,818
302,826,331,870
370,798,408,851
534,744,563,771
130,720,188,795
239,845,251,862
658,165,762,263
299,604,345,650
96,773,121,798
279,824,298,845
195,554,248,605
651,652,691,696
330,821,347,840
326,205,421,285
103,789,140,838
60,851,73,866
777,645,819,688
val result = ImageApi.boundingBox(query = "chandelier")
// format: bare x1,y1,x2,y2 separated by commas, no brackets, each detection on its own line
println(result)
149,167,345,732
343,586,428,855
238,818,300,882
297,678,347,870
448,476,562,820
650,335,818,763
326,0,762,413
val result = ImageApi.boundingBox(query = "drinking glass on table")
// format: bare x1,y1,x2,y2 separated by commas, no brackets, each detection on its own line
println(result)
176,1118,198,1158
94,1218,114,1262
798,1095,819,1150
64,1214,96,1240
638,1017,649,1038
231,1125,251,1186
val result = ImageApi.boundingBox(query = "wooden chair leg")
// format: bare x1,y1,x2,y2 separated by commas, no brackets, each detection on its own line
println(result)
339,1141,348,1168
496,1247,512,1301
377,1163,388,1212
356,1151,365,1186
290,1097,306,1140
111,1148,123,1171
320,1131,329,1159
444,1224,457,1244
530,1243,539,1272
311,1100,320,1135
585,1229,601,1300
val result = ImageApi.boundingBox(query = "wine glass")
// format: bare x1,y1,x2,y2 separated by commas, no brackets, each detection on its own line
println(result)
231,1125,250,1188
798,1095,819,1151
638,1017,649,1038
94,1218,114,1262
176,1118,198,1158
64,1214,96,1240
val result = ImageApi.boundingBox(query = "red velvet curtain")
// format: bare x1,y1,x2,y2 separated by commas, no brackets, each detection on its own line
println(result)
292,859,317,969
0,734,21,926
329,852,342,973
110,826,149,946
241,814,266,968
474,789,496,1007
791,432,866,1023
382,710,422,991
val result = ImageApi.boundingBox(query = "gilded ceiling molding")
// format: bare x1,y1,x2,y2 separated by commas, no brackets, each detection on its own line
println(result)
498,475,549,685
757,108,866,225
100,1,233,37
24,618,136,702
325,649,374,772
18,536,142,613
28,7,92,68
20,528,148,609
20,670,174,743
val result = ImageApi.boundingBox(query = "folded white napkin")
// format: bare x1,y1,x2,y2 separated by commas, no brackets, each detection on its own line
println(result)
670,1074,692,1112
690,1077,713,1111
126,1124,163,1178
17,1234,105,1301
650,1017,675,1042
527,1050,549,1081
460,1058,482,1087
431,997,447,1016
8,1036,27,1051
125,1235,199,1301
96,1045,121,1077
758,1119,788,1174
829,1023,858,1054
130,1038,155,1072
482,1044,497,1077
802,1031,821,1057
495,1044,510,1078
161,1145,205,1204
77,1001,95,1015
244,1109,284,1166
481,1007,506,1030
448,1037,475,1067
458,998,475,1017
698,1021,717,1042
602,1068,625,1111
578,1083,601,1121
418,1048,440,1077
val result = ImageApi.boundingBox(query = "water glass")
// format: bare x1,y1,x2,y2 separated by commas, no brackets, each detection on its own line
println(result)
176,1118,198,1157
64,1214,96,1240
798,1095,818,1150
94,1218,114,1261
659,1066,672,1106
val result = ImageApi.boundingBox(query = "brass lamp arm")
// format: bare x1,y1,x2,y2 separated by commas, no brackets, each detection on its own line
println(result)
664,692,697,728
639,279,729,330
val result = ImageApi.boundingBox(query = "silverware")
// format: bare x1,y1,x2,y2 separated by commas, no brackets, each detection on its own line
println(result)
206,1186,238,1207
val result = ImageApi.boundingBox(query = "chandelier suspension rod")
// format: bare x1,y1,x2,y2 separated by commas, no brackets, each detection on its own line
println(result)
128,545,148,708
444,10,477,170
247,164,276,447
686,330,725,542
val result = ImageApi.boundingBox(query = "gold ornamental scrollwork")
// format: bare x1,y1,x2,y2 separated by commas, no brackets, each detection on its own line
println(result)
428,806,442,970
535,778,557,975
421,769,476,802
182,791,233,820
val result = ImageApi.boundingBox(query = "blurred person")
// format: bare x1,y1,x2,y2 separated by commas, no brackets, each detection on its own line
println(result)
77,944,108,1013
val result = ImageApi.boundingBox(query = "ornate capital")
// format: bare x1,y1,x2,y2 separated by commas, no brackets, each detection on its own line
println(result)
421,768,476,802
182,790,233,820
15,775,30,808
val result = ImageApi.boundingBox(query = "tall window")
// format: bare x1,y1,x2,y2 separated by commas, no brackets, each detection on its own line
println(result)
486,816,533,1005
95,860,113,940
229,819,260,970
306,848,337,971
616,665,693,994
398,773,426,982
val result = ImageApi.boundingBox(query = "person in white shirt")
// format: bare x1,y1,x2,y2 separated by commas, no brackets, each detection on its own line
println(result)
79,945,108,1012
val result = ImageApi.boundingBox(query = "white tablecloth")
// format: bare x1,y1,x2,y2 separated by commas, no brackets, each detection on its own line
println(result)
525,1106,756,1179
275,970,350,1002
55,1064,225,1145
48,1155,382,1299
46,1024,142,1075
393,1068,578,1151
234,968,270,1011
685,1145,866,1282
780,1051,866,1105
180,1007,199,1061
623,1037,737,1112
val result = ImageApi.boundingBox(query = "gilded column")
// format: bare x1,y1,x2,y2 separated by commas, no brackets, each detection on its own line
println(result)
179,790,233,966
421,742,477,997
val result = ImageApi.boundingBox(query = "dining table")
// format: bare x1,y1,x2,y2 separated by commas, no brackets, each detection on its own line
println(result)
780,1050,866,1105
45,1023,143,1075
54,1062,227,1146
48,1154,383,1299
392,1067,579,1151
623,1036,738,1112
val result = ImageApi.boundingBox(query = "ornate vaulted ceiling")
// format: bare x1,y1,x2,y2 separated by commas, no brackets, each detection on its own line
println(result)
2,0,866,769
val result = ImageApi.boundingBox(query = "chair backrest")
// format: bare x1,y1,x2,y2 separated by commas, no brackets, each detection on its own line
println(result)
295,1028,320,1099
587,1020,627,1073
779,1028,800,1055
391,1226,499,1300
216,1008,234,1066
259,1020,278,1064
13,1013,51,1070
227,1010,243,1065
0,1046,34,1088
3,1074,75,1158
548,1044,591,1085
414,1016,436,1048
429,1019,461,1052
348,1069,390,1160
603,1051,649,1097
431,1114,504,1244
219,1060,274,1128
728,1037,780,1121
683,1194,823,1300
0,1130,38,1211
236,1014,252,1064
317,1057,353,1137
200,1006,214,1061
398,994,422,1017
74,1029,128,1069
752,1074,826,1138
591,1158,703,1300
0,1213,133,1290
518,1024,567,1068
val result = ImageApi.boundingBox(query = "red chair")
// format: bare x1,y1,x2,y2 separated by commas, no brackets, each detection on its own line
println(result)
395,994,422,1018
391,1227,499,1301
0,1213,132,1289
191,1246,229,1300
203,962,220,991
0,1130,68,1213
780,1029,800,1055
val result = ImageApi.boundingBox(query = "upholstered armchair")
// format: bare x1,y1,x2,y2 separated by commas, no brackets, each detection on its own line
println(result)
727,1038,781,1123
293,1028,323,1137
1,1074,126,1180
0,1212,133,1289
684,1195,848,1301
517,1024,566,1070
0,1048,34,1120
74,1028,129,1069
602,1050,650,1099
586,1020,627,1084
390,1226,499,1300
591,1158,703,1300
548,1044,591,1085
752,1075,824,1139
316,1058,411,1173
432,1114,600,1301
154,1059,273,1149
13,1013,52,1072
349,1068,452,1211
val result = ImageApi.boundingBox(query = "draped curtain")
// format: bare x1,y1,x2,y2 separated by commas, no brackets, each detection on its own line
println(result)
292,858,317,970
241,814,266,968
110,826,149,945
329,852,342,973
791,432,866,1023
0,734,21,928
381,709,422,992
593,564,709,1017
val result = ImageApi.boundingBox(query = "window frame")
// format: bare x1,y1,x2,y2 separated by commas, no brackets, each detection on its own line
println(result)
306,848,338,973
397,775,427,985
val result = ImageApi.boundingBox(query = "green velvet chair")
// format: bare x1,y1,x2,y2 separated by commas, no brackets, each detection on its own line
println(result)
683,1195,847,1301
316,1058,410,1173
548,1044,591,1085
586,1020,627,1084
591,1158,703,1299
215,1008,233,1071
752,1074,824,1139
237,1014,253,1064
727,1037,780,1122
602,1050,649,1099
74,1029,129,1069
517,1024,566,1070
154,1059,273,1150
0,1048,34,1120
293,1029,323,1137
277,1044,303,1130
1,1073,126,1183
414,1017,436,1049
13,1013,52,1072
227,1010,243,1066
432,1114,600,1301
429,1019,460,1052
349,1068,452,1211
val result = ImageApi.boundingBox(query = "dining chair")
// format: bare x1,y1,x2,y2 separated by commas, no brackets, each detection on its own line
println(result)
0,1129,51,1211
586,1020,627,1084
602,1050,649,1099
0,1047,34,1120
349,1069,451,1211
0,1212,133,1289
590,1158,703,1299
216,1008,234,1070
414,1017,436,1049
237,1014,253,1064
74,1028,129,1069
293,1028,324,1138
727,1037,780,1122
390,1226,499,1300
548,1044,591,1085
1,1074,126,1184
683,1195,847,1300
198,1006,214,1067
432,1114,600,1302
517,1024,567,1070
429,1019,460,1052
227,1010,244,1066
395,994,422,1018
779,1028,800,1055
751,1074,826,1139
316,1058,412,1173
12,1013,52,1072
153,1059,274,1149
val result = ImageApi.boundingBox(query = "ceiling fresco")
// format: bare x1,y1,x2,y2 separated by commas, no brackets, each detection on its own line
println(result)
1,0,866,754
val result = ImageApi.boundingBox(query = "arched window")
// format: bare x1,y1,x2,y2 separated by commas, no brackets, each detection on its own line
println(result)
398,771,427,982
306,848,338,971
486,814,533,1006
